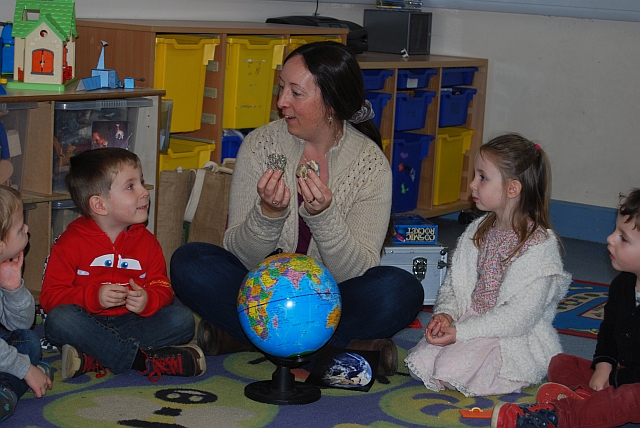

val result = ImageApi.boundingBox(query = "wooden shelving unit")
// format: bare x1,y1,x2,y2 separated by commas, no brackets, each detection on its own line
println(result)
0,87,164,301
74,19,349,164
356,52,487,218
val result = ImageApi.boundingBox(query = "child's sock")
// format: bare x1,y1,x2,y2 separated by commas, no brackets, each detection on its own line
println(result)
131,349,147,371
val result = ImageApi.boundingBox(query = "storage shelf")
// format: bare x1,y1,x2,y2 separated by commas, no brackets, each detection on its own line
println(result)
0,87,164,300
356,53,487,219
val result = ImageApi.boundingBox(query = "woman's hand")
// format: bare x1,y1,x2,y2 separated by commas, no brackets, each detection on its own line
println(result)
298,169,332,214
258,169,291,217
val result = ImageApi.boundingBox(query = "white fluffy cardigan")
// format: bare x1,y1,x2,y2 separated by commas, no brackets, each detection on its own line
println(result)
434,217,572,384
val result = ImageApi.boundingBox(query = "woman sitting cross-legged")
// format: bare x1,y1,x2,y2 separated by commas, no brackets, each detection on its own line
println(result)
169,41,424,376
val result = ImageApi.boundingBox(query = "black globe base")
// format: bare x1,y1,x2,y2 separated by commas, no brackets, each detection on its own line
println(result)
244,355,321,405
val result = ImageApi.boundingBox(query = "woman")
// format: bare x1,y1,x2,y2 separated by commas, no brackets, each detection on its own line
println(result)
170,41,423,376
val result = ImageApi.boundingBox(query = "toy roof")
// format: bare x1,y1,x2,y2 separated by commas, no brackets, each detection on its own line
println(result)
12,0,77,41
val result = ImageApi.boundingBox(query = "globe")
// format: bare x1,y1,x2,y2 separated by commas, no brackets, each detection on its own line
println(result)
237,253,341,359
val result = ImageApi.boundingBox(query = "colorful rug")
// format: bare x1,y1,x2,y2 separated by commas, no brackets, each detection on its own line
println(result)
554,280,609,339
12,338,541,428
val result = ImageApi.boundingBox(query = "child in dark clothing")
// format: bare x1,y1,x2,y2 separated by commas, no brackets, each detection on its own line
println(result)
41,148,205,382
492,188,640,428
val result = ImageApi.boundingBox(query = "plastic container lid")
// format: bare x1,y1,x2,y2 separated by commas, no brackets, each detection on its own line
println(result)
54,98,154,110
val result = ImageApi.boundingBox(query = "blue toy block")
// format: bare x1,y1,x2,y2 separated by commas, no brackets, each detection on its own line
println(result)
0,23,13,75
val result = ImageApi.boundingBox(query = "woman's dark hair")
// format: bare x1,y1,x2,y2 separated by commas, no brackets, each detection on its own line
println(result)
284,41,382,148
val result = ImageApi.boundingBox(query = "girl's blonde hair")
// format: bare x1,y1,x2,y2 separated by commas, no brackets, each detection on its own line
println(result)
472,133,553,259
0,185,22,242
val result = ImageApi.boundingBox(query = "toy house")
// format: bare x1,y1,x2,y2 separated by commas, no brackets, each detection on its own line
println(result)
8,0,77,91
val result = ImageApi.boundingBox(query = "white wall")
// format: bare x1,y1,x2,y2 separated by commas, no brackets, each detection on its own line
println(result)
3,1,638,208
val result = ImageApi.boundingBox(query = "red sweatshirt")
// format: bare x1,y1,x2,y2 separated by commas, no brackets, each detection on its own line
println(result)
41,216,173,317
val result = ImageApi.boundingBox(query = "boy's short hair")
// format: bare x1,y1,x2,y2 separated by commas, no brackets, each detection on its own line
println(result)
619,188,640,231
66,148,141,217
0,185,22,242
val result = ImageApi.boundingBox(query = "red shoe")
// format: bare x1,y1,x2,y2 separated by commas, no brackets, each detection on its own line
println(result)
536,382,591,404
141,345,206,382
491,401,558,428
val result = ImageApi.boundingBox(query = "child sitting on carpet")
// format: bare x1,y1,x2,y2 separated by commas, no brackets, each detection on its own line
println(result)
0,185,53,422
492,188,640,428
41,148,205,382
404,133,571,397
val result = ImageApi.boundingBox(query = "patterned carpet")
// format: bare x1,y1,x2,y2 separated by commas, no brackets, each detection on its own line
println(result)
11,338,541,428
554,280,608,339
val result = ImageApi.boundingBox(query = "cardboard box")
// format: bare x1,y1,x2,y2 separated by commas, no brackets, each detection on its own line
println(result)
391,214,438,245
380,244,448,305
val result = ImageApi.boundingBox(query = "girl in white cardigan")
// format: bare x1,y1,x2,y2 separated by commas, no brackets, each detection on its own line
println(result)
405,133,571,397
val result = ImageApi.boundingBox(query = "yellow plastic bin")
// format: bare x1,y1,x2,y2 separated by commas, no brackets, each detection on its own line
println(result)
433,127,475,206
154,35,219,133
288,35,343,52
223,36,288,129
159,138,216,171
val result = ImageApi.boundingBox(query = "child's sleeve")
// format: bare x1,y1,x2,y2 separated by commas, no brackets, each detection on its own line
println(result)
592,278,619,369
0,287,35,379
40,239,105,314
136,235,174,317
0,281,35,331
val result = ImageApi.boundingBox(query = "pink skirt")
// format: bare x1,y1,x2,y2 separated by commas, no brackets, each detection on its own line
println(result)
404,308,530,397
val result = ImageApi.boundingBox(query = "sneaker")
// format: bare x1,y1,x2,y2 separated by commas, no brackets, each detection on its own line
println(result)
61,344,110,380
37,361,54,382
536,382,591,404
0,387,17,422
141,344,206,382
491,401,558,428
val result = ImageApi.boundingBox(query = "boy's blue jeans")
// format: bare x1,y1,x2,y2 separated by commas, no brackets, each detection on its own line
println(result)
0,329,42,399
44,304,195,374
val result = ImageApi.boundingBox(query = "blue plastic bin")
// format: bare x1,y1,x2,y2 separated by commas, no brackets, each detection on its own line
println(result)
441,67,478,87
395,90,436,131
365,92,392,129
221,133,243,159
362,69,394,90
439,87,477,127
392,132,434,212
397,68,437,89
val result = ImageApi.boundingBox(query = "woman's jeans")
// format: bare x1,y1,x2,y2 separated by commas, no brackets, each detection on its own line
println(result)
170,242,424,349
44,304,195,374
0,329,41,399
548,353,640,427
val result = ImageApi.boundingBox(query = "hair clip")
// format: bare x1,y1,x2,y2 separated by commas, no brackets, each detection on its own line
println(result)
534,144,541,151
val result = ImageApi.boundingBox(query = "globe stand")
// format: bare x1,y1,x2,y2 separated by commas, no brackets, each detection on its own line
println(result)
244,355,321,405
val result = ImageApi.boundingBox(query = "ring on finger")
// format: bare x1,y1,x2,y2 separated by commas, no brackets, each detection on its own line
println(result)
272,201,279,206
307,198,315,203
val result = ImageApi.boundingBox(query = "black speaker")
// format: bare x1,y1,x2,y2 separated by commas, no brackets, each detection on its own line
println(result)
363,9,432,55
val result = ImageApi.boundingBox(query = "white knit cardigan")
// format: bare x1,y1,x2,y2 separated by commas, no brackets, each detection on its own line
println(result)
435,217,572,384
223,119,392,283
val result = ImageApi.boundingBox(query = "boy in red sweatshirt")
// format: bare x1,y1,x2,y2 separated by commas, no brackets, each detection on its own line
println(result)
41,148,205,382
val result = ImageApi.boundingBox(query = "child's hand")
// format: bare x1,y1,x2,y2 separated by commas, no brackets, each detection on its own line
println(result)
99,283,129,308
125,279,148,314
24,364,52,398
0,251,24,291
427,325,457,346
589,362,612,391
426,313,453,338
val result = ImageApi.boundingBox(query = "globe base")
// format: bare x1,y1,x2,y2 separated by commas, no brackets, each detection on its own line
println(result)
244,364,321,405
